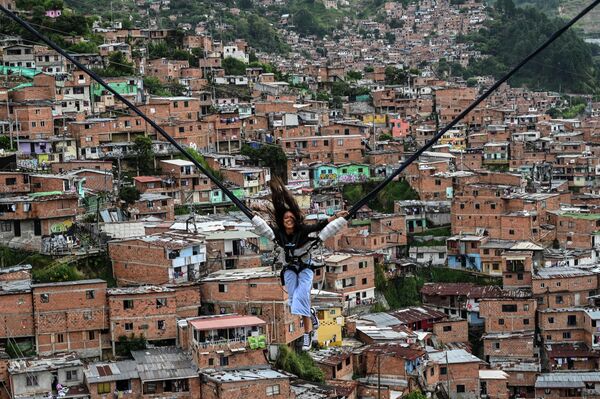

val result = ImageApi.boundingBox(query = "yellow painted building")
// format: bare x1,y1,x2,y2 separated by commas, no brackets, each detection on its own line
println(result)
439,129,466,151
362,114,387,125
315,304,344,347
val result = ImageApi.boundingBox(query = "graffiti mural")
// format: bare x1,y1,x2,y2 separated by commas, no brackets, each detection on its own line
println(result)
50,220,74,234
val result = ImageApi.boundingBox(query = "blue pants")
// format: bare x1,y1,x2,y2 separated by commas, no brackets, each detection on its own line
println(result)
284,268,313,317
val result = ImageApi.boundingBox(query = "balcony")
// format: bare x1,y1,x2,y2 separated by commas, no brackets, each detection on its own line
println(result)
171,253,205,268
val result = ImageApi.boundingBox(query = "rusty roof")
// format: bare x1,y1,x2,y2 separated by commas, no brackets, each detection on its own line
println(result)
363,343,426,360
388,306,447,325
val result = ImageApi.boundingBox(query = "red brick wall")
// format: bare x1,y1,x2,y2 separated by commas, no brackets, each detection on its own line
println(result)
483,335,535,359
108,290,177,343
201,377,291,399
109,240,170,286
479,299,536,333
432,320,469,344
32,280,107,356
0,291,34,338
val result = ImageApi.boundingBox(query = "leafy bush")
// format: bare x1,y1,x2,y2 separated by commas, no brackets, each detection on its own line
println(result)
116,334,147,357
275,345,324,382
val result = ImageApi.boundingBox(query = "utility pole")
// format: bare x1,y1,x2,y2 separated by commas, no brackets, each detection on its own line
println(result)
377,352,381,399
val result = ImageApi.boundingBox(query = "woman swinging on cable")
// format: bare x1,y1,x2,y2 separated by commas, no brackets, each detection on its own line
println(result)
252,177,349,350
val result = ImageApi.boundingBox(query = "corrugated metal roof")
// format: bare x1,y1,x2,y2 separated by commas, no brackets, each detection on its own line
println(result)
428,349,482,364
202,367,289,383
131,348,197,382
84,360,138,383
479,370,508,380
536,372,600,388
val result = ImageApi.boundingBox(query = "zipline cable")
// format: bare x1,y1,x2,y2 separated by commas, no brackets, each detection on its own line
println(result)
345,0,600,218
0,4,255,219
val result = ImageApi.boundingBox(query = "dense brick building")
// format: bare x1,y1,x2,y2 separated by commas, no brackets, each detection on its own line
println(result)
32,279,108,358
108,231,207,286
199,268,303,345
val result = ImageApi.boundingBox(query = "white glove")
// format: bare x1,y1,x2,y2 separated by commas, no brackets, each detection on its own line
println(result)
251,215,275,241
318,217,348,241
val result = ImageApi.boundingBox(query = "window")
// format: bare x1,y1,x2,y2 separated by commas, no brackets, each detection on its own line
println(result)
218,284,228,293
266,385,281,396
144,382,157,394
509,229,515,235
116,380,131,391
362,278,368,285
125,322,133,331
251,307,262,315
156,298,167,308
157,320,165,330
498,319,505,325
502,304,517,312
88,331,96,340
443,326,452,332
66,370,78,381
26,375,38,386
494,342,500,349
568,315,577,326
556,295,564,304
523,304,529,311
523,319,530,325
86,290,95,299
457,385,465,393
56,333,64,343
220,356,229,366
0,222,11,232
430,368,435,376
563,332,571,339
440,367,447,375
545,389,551,395
40,293,49,303
548,317,554,324
6,178,16,185
123,300,134,310
208,358,214,366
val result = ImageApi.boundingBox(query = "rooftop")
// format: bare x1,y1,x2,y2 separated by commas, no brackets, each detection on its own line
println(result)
84,360,139,384
9,353,82,374
107,286,175,295
200,267,277,282
188,314,266,331
534,266,595,279
536,372,600,388
389,306,447,325
131,347,197,382
202,367,289,383
428,349,482,365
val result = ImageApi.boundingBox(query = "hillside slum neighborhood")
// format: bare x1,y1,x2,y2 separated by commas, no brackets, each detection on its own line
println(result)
2,0,600,398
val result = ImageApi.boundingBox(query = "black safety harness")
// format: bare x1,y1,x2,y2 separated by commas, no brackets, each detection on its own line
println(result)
277,229,323,286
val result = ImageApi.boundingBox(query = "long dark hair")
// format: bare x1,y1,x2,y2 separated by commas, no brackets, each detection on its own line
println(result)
270,176,304,232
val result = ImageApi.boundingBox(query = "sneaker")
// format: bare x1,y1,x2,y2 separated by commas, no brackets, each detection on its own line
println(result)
302,333,311,351
310,307,320,330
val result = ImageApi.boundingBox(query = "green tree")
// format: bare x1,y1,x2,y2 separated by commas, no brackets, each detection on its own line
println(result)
346,70,363,81
184,148,223,181
115,334,147,357
241,144,287,181
133,136,155,175
222,57,247,75
404,391,428,399
0,136,13,151
385,66,407,85
119,186,140,205
275,345,324,382
143,76,170,96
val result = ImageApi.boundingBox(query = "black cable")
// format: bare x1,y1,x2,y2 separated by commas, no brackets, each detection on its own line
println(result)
346,0,600,218
0,4,255,220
